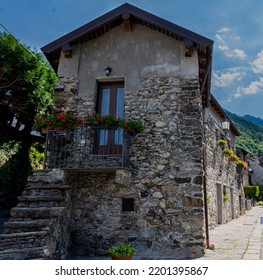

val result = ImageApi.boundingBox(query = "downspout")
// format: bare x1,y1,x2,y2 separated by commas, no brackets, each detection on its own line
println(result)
201,45,214,250
202,112,214,250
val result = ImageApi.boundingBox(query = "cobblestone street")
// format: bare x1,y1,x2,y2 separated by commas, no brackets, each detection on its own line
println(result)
199,206,263,260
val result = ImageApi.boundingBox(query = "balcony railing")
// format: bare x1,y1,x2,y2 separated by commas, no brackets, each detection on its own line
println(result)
43,125,131,169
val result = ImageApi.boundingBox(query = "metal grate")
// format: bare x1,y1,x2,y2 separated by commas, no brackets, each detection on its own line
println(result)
122,198,135,212
43,125,131,169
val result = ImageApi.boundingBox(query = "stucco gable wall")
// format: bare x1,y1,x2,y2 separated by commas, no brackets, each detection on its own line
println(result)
57,23,199,96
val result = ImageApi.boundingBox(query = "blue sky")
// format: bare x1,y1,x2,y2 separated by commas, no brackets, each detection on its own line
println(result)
1,0,263,118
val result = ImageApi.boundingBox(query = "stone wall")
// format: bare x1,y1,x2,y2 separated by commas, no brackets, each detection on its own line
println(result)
248,155,263,186
64,75,205,259
204,111,246,229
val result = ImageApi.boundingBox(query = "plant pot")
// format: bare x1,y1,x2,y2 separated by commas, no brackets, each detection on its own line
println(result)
41,127,48,134
90,124,118,130
111,256,132,260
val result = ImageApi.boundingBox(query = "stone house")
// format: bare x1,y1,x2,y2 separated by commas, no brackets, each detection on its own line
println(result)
247,154,263,186
0,3,248,260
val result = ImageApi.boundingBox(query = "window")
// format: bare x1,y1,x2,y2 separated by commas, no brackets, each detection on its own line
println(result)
122,198,135,212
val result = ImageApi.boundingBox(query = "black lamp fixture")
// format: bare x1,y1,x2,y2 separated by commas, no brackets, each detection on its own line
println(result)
248,167,254,174
221,118,230,133
104,66,112,76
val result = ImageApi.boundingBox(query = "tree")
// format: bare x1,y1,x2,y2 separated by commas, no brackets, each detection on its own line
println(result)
0,32,57,134
0,32,57,208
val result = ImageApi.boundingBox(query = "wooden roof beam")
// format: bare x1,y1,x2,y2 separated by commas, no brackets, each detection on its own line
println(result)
122,12,132,32
185,39,193,57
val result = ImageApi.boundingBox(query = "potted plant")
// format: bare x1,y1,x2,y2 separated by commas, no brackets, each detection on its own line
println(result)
106,243,137,260
33,112,82,132
222,148,234,156
237,160,248,169
230,154,239,162
85,114,143,135
218,139,227,148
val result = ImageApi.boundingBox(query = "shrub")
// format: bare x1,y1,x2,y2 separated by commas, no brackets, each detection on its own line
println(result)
258,186,263,201
0,140,31,208
106,243,137,257
29,143,45,170
243,185,260,199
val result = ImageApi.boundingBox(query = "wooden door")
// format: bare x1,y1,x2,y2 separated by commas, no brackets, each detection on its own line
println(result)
96,83,124,154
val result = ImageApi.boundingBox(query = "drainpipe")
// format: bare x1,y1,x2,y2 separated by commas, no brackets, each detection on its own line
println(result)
202,114,214,250
203,153,211,249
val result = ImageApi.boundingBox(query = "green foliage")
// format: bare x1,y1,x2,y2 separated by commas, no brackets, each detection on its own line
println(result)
0,32,57,207
0,32,57,128
85,114,144,135
258,186,263,201
223,148,233,156
243,185,260,199
0,139,32,208
29,143,45,170
33,112,82,131
0,141,20,167
106,243,137,257
218,139,227,146
33,113,144,135
223,195,230,201
226,111,263,154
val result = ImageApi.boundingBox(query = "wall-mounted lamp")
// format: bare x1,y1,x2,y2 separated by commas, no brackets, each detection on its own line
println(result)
248,167,254,174
221,118,230,133
104,66,112,76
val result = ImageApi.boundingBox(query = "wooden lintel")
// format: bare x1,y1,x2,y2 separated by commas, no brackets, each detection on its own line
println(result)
184,39,193,57
122,12,132,32
62,44,72,58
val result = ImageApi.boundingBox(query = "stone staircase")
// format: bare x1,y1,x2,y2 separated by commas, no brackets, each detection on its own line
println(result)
0,169,72,260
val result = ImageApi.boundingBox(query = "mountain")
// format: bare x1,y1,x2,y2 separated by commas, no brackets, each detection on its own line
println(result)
243,115,263,126
225,111,263,155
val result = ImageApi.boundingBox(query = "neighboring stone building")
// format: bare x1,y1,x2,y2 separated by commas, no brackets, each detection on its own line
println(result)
247,154,263,186
0,3,248,260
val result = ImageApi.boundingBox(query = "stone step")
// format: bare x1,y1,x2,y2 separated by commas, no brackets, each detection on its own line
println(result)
27,174,64,184
32,169,54,176
24,184,70,190
0,231,48,250
22,185,70,197
10,207,64,219
18,196,64,202
0,246,50,260
17,196,64,208
4,219,53,234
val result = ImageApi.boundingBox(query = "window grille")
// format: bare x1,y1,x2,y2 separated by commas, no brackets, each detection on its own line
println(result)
122,198,135,212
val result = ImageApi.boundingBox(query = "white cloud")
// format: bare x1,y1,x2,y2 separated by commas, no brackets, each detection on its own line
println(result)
215,27,247,60
217,27,231,33
234,77,263,98
250,50,263,73
213,67,246,88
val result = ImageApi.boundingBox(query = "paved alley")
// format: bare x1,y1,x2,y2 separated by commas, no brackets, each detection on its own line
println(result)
199,206,263,260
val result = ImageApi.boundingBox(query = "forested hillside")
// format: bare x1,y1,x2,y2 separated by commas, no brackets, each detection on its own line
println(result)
243,115,263,126
226,111,263,155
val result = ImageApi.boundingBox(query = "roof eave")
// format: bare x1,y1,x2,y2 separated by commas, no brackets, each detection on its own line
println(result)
41,3,213,55
210,94,240,136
